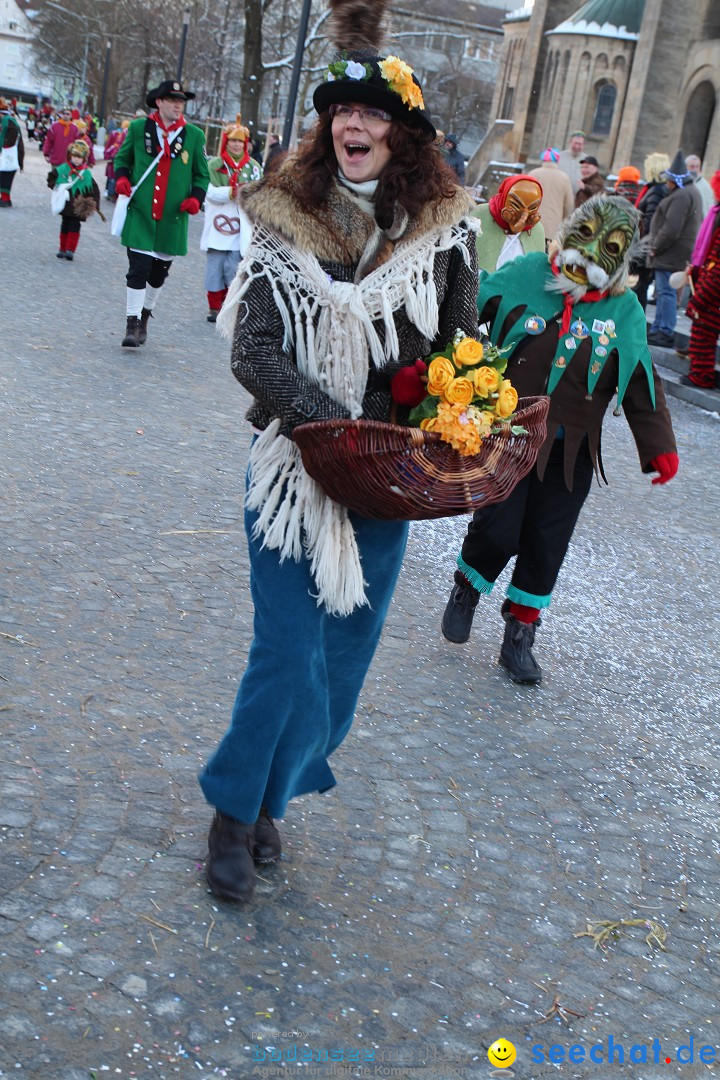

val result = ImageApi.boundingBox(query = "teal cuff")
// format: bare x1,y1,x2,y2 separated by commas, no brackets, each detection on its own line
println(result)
457,555,495,595
506,584,552,609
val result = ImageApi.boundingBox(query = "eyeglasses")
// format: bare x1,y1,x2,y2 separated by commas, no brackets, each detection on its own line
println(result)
328,104,392,126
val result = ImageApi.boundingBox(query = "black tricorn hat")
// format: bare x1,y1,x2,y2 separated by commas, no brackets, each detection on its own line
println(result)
313,50,435,138
146,80,195,108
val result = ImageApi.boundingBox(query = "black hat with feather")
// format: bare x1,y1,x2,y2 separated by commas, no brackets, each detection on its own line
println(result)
313,0,435,137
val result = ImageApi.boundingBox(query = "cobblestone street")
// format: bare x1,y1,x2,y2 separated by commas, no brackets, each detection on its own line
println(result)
2,145,720,1079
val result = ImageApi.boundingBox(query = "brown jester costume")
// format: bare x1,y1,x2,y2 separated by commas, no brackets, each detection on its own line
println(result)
442,194,678,684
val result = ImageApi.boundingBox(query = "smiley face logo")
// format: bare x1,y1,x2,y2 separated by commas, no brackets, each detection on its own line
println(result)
488,1039,517,1068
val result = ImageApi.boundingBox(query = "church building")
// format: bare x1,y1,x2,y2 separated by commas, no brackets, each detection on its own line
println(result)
468,0,719,183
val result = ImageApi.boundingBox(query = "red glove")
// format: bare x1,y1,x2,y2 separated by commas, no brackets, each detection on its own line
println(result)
391,360,428,407
179,196,200,215
115,176,132,197
649,452,679,485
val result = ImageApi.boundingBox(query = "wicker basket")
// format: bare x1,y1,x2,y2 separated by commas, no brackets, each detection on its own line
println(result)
293,395,550,520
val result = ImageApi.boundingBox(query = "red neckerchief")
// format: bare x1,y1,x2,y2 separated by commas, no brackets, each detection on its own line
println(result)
221,147,250,181
149,110,186,220
69,161,86,176
150,110,186,157
550,256,608,335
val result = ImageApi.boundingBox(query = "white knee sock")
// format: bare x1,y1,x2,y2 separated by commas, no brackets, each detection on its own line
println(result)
144,284,163,311
126,287,145,317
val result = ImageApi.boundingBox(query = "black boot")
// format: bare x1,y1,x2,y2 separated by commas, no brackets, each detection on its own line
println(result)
138,307,153,345
253,807,281,864
499,601,542,684
441,570,480,643
206,812,256,901
122,315,141,347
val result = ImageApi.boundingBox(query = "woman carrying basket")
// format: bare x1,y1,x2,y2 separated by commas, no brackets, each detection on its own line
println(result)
198,0,479,901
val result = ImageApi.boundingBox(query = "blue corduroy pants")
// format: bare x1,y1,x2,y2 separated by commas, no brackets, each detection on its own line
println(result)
198,504,409,824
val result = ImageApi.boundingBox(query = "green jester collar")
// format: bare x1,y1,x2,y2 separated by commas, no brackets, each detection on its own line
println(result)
477,251,656,406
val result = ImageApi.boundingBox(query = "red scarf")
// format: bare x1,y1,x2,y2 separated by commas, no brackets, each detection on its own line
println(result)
150,110,186,157
221,147,250,181
488,174,544,233
550,256,608,335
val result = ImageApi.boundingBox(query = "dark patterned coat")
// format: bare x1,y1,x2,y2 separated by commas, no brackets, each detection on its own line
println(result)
232,165,480,438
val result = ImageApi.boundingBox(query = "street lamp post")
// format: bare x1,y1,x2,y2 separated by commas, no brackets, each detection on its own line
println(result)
282,0,312,150
98,40,112,125
177,9,191,82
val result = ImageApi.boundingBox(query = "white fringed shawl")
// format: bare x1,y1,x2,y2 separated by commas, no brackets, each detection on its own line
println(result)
218,217,475,616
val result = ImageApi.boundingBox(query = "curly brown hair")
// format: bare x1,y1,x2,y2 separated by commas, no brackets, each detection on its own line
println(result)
291,110,459,228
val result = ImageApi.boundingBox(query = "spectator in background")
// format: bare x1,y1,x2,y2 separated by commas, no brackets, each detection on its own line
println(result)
686,155,714,217
557,130,586,193
647,149,703,347
443,133,465,184
528,148,574,242
614,165,641,203
633,152,670,309
575,155,605,206
264,133,284,171
43,106,79,166
103,118,129,200
682,169,720,389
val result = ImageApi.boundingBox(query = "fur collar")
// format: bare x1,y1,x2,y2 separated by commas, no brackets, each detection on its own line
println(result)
239,158,475,281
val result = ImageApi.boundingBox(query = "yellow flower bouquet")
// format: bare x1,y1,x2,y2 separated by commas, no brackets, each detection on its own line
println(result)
405,331,526,456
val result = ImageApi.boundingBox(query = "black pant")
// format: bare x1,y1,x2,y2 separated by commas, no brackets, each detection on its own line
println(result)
0,170,15,194
633,266,654,311
459,437,594,604
126,249,172,290
60,217,81,235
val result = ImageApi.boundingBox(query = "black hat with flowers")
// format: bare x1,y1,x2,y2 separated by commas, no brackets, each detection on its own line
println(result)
313,0,435,138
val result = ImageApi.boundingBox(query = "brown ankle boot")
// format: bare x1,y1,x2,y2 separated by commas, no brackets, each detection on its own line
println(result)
253,807,281,864
122,315,141,347
206,812,256,901
138,307,152,345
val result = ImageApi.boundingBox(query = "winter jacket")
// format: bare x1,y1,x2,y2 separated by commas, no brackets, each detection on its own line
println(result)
649,182,703,271
636,181,668,237
575,170,606,207
232,162,480,437
113,116,209,255
444,144,466,184
43,120,79,165
527,163,574,241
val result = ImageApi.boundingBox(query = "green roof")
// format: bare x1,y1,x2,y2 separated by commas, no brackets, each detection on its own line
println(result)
561,0,645,34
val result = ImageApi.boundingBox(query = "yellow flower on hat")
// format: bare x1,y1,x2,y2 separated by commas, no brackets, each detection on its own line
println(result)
379,56,425,110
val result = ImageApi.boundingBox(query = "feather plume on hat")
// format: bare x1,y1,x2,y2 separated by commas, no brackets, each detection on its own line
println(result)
328,0,391,51
314,0,435,135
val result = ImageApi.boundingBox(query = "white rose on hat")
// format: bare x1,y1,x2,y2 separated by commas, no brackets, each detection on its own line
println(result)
345,60,367,80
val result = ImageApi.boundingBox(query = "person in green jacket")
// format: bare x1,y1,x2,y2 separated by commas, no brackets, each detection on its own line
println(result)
113,79,209,347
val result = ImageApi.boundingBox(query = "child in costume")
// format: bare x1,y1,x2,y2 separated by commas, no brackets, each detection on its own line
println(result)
200,115,262,322
48,139,101,261
441,195,678,684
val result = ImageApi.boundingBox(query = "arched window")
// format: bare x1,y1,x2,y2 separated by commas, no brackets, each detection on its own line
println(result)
592,83,616,136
